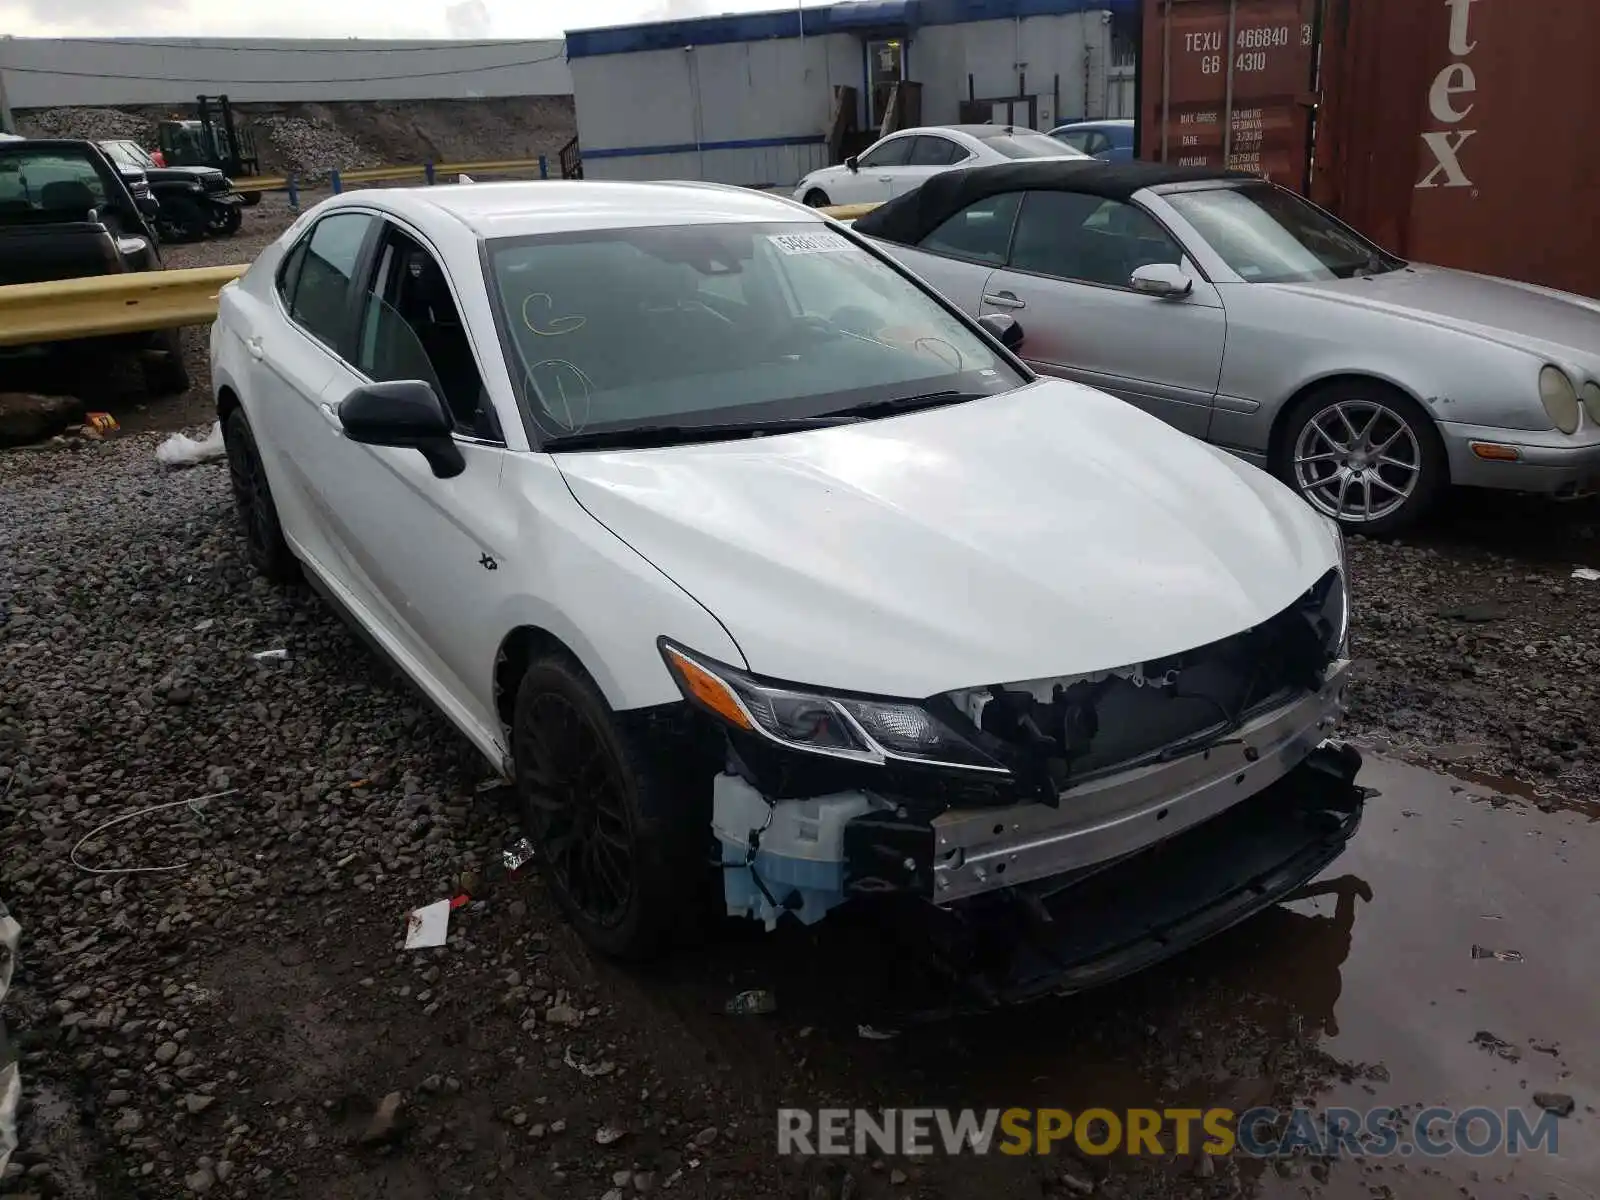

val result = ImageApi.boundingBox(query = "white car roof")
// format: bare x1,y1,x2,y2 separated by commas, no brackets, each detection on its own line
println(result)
338,180,824,239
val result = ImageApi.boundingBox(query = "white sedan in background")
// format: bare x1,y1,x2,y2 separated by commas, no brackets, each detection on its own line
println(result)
209,180,1357,1004
794,124,1085,209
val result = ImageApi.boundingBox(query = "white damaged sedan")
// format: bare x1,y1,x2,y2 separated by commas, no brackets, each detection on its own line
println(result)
211,180,1361,1002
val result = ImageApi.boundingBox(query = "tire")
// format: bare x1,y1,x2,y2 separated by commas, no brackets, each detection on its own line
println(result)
241,191,263,208
222,407,299,583
216,205,242,235
1275,380,1446,537
803,189,831,208
163,196,209,242
142,327,191,397
511,656,711,960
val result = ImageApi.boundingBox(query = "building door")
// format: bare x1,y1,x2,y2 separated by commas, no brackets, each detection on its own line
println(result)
867,38,905,129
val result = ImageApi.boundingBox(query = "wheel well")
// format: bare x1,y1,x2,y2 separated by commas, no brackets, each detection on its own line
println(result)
493,626,585,734
1267,374,1446,480
217,384,241,424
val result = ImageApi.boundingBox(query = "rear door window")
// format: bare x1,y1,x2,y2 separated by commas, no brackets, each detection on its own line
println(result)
917,192,1022,265
0,148,110,218
908,136,966,166
282,212,374,351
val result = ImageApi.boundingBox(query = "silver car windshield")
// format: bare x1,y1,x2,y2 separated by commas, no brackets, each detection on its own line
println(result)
980,132,1085,159
1166,183,1403,283
485,221,1025,441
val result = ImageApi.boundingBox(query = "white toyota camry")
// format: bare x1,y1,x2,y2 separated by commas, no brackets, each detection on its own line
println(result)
211,180,1360,1000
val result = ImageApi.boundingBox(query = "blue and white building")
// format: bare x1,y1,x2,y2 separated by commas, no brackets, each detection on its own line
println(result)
565,0,1138,189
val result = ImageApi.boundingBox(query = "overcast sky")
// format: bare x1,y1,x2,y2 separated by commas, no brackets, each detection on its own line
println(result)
0,0,823,38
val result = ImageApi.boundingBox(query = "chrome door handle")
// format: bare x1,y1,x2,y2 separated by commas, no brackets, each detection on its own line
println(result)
877,175,894,182
245,336,264,360
983,292,1026,310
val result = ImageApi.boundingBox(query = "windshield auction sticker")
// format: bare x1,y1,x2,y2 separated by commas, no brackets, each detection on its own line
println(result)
767,232,857,255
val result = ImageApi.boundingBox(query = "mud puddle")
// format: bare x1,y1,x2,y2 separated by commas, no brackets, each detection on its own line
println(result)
1247,754,1596,1200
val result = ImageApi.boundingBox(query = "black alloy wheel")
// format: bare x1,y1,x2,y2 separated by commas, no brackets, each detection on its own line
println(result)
511,656,711,959
516,688,638,932
222,408,299,582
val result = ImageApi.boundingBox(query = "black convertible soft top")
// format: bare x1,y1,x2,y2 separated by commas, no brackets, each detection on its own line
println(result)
850,160,1257,246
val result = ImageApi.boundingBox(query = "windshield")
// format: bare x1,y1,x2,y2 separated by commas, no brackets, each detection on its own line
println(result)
980,132,1086,159
485,220,1026,444
0,148,109,221
103,141,156,170
1165,183,1404,282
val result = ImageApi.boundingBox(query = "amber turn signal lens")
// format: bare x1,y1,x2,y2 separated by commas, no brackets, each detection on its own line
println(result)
662,646,755,731
1469,442,1521,462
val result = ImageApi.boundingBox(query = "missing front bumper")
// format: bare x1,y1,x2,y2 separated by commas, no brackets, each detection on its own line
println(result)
928,659,1351,902
885,741,1367,1013
713,661,1351,928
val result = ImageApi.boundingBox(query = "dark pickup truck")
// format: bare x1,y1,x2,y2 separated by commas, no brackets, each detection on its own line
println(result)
99,138,244,241
0,137,191,396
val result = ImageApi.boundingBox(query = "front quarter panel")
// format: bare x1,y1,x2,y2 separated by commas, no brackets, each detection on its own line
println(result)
498,453,746,713
1208,284,1553,455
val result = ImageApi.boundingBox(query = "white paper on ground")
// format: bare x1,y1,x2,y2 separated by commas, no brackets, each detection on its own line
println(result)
156,421,226,467
404,898,451,949
1572,567,1600,582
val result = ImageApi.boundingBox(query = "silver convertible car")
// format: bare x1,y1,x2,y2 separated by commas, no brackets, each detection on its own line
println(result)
850,161,1600,533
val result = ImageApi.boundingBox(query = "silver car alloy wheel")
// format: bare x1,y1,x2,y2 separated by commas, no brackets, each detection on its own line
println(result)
1292,399,1422,524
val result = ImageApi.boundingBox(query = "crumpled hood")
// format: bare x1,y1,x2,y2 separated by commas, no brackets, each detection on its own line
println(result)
1277,264,1600,371
557,379,1340,698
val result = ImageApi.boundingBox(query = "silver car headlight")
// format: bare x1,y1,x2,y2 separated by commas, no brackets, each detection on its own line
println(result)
1583,380,1600,428
1540,366,1581,434
659,639,1006,772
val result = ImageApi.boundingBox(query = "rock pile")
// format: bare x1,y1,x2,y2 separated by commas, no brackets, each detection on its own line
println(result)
14,106,153,144
12,105,385,183
246,115,382,181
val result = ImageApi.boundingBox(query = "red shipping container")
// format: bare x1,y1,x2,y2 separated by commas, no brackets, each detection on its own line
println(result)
1142,0,1600,297
1140,0,1321,191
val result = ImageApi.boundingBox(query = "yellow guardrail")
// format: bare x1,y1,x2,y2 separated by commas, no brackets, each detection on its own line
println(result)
0,265,247,347
435,157,549,176
0,194,877,347
818,202,883,221
337,164,433,185
234,157,552,196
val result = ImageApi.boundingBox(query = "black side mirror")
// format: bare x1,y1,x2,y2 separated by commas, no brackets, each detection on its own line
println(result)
338,380,465,479
845,155,859,173
978,312,1025,352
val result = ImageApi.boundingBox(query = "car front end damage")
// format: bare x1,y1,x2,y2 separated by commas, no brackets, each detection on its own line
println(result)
664,567,1363,1004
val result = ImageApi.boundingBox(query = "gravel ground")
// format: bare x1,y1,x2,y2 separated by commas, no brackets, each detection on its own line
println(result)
1,428,1594,1199
3,201,1598,1197
1341,510,1600,797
